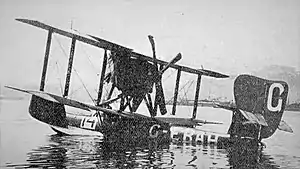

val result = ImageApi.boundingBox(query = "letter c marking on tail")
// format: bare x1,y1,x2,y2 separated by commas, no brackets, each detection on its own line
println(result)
267,83,284,112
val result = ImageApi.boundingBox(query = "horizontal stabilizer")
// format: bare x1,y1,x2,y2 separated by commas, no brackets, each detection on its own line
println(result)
213,102,268,126
278,120,293,133
240,110,268,126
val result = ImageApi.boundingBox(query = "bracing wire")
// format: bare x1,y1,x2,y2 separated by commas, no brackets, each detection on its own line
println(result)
54,35,95,104
73,29,100,75
162,69,175,81
166,79,194,104
69,86,84,97
73,29,110,99
55,61,64,95
181,80,195,102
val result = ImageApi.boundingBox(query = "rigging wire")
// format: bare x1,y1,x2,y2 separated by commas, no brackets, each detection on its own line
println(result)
69,86,84,98
80,45,99,74
54,35,95,104
166,79,194,104
181,80,195,102
55,61,64,95
73,29,110,100
162,69,175,82
73,29,100,75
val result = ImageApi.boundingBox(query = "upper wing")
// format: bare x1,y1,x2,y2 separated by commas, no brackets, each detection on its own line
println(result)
16,18,229,78
16,19,132,53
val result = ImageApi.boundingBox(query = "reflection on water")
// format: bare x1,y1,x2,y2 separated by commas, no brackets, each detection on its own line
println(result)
6,135,174,168
2,103,299,168
226,146,280,169
5,134,283,168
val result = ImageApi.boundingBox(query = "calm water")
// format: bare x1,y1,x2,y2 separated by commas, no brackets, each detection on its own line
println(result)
1,99,300,168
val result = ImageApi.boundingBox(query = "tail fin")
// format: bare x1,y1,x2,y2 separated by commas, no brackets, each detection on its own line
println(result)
234,74,289,139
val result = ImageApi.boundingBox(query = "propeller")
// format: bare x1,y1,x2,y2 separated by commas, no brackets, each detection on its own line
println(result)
148,35,182,116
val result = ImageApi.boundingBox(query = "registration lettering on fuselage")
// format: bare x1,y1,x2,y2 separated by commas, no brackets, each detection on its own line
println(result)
80,116,98,130
170,127,220,144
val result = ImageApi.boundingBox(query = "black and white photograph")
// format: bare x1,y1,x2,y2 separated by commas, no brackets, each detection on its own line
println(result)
0,0,299,168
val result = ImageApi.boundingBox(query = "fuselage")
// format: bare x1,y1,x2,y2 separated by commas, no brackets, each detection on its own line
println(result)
28,95,257,149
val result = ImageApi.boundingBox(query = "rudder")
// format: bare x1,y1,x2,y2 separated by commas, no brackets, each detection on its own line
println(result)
234,74,289,139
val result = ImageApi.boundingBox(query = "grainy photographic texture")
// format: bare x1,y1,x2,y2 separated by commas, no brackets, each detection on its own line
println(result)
0,1,299,168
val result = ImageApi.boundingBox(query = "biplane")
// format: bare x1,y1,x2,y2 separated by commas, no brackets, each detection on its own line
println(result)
7,19,293,148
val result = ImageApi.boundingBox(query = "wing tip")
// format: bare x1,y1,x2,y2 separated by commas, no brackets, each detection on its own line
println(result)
15,18,32,23
5,86,27,93
197,68,229,78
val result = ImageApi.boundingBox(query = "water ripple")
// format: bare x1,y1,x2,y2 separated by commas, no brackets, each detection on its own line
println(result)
4,134,291,168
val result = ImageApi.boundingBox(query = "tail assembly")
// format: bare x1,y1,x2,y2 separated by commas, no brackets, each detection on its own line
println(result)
231,74,292,140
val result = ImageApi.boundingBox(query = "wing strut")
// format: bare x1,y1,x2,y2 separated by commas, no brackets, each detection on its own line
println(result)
96,50,108,105
16,19,230,77
63,37,76,97
192,74,202,119
172,69,181,115
40,30,53,91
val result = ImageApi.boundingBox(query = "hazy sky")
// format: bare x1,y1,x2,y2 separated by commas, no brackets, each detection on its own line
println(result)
0,0,299,89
